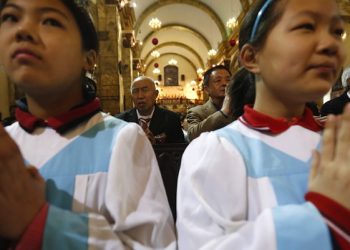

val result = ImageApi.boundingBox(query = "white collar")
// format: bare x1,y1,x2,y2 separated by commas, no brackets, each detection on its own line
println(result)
137,106,155,120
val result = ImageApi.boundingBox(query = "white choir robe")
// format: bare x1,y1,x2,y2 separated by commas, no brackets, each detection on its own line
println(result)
6,112,176,250
176,120,332,250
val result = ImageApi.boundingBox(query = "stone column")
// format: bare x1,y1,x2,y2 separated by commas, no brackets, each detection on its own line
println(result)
96,4,121,115
120,31,135,111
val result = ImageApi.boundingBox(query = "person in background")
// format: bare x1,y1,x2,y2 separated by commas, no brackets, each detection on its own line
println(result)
176,0,350,249
320,67,350,116
117,76,185,144
0,0,176,249
186,65,234,141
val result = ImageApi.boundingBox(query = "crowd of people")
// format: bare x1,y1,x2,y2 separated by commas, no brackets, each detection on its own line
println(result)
0,0,349,249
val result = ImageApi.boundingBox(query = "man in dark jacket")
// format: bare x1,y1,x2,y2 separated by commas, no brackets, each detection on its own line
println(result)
116,76,185,144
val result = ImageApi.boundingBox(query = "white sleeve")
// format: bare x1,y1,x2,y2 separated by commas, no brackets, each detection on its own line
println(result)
106,123,176,249
176,132,332,250
44,123,176,250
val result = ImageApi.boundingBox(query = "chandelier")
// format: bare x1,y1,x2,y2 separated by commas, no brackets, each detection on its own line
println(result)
168,59,178,65
196,68,204,76
119,0,136,8
152,68,161,75
149,18,162,30
208,49,217,58
226,17,238,30
151,50,160,58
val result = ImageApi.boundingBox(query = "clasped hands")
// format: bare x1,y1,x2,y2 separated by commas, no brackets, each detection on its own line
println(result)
0,125,45,240
308,104,350,210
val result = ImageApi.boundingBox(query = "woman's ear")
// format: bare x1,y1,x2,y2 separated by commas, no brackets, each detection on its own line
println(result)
239,44,260,74
83,50,97,72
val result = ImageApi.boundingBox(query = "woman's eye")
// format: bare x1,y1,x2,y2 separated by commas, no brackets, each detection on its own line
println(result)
0,13,17,24
334,28,345,38
43,18,62,27
297,23,315,31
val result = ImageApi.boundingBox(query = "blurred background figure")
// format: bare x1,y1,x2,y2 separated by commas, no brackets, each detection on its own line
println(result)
321,67,350,116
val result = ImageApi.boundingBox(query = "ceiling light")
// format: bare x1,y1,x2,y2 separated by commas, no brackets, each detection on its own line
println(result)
197,68,204,76
153,68,161,74
130,2,136,8
208,49,217,58
151,50,160,58
120,0,127,8
149,18,162,30
226,17,238,30
168,59,177,65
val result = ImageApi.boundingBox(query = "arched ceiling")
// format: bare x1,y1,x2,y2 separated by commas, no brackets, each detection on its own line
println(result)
132,0,245,75
129,0,350,79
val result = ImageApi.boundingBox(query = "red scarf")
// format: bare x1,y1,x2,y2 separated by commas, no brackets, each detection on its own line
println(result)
15,98,101,134
239,105,323,134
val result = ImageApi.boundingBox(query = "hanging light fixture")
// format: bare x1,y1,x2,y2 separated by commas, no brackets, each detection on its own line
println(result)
196,68,204,76
152,68,161,74
168,59,178,65
151,50,160,58
208,49,217,58
119,0,136,8
149,18,162,30
226,17,238,30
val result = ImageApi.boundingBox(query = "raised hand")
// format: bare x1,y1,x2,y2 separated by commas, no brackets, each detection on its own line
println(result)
308,104,350,210
221,82,234,118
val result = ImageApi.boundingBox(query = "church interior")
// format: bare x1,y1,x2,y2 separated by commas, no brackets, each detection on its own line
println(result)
1,0,350,118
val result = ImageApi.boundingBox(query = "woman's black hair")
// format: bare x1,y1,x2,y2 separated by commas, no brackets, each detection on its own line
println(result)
0,0,99,52
60,0,99,52
239,0,284,50
229,0,285,117
228,67,255,118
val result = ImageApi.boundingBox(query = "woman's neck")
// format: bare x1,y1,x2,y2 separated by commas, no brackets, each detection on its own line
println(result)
25,92,84,119
254,90,305,121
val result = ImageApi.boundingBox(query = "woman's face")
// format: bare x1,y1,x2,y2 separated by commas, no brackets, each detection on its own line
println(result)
255,0,346,107
0,0,90,100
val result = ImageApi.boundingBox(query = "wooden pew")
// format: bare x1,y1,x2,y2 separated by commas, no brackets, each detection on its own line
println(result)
153,143,188,221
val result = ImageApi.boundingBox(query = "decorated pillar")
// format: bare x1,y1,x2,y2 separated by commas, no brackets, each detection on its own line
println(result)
93,1,121,115
118,3,137,112
120,30,135,111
